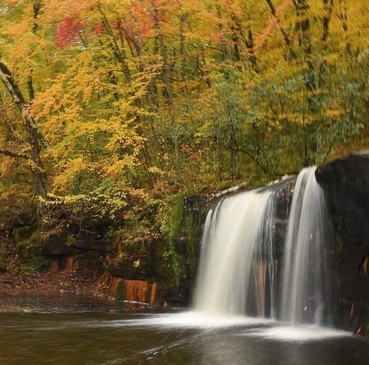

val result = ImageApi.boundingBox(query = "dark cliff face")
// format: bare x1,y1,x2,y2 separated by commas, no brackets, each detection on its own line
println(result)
316,151,369,334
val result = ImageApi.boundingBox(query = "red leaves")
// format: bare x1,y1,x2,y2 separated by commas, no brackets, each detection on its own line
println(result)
55,17,83,49
131,1,154,37
93,23,104,37
55,3,154,49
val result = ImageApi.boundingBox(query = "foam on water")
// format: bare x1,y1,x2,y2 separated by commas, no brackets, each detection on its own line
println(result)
248,325,352,342
85,312,353,343
75,311,274,330
139,311,274,328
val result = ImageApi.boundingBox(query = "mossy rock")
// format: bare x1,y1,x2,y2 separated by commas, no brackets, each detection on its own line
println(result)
15,231,46,262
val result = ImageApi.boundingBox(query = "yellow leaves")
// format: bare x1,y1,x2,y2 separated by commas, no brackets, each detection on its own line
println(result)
42,0,95,19
289,113,314,125
104,132,140,155
0,180,32,209
52,157,86,192
4,5,35,37
43,192,88,205
1,0,365,199
104,155,138,176
0,154,17,178
148,166,163,175
125,186,150,201
44,189,128,215
1,2,50,75
324,108,344,119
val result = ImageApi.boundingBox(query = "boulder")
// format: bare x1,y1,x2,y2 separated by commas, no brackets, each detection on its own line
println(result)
316,151,369,332
316,150,369,195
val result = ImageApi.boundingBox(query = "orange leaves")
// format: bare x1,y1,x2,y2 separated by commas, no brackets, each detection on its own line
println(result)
180,143,200,161
42,0,92,19
1,0,369,197
130,1,155,38
255,0,291,54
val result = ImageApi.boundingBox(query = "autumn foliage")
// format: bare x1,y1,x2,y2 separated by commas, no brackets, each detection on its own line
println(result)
1,0,369,280
55,17,83,48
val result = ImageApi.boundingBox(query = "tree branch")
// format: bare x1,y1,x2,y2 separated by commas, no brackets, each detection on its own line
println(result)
0,148,29,159
262,0,296,58
0,61,48,149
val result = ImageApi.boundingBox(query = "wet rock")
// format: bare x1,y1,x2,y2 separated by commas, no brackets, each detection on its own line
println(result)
316,151,369,271
316,151,369,194
316,151,369,332
162,285,190,307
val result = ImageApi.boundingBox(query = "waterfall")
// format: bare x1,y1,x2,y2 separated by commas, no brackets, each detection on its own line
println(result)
192,166,330,327
280,166,329,326
192,189,276,317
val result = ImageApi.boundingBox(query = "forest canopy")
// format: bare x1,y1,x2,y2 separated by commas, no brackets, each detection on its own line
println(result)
1,0,369,280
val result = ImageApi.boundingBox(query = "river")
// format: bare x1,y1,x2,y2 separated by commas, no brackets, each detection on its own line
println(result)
0,294,368,365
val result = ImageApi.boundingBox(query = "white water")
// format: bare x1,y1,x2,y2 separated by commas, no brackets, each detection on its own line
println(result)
280,167,330,326
193,189,276,317
192,166,331,332
249,326,350,342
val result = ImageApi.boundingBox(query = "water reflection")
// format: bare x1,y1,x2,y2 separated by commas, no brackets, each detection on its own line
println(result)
0,292,119,313
0,297,368,365
150,326,369,365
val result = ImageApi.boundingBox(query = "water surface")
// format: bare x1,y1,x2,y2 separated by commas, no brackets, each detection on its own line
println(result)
0,295,368,365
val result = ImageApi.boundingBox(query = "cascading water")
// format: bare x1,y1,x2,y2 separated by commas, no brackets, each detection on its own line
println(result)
192,166,330,328
280,166,330,326
192,189,276,317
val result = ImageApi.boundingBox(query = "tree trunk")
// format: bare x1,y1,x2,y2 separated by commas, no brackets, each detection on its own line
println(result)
293,0,317,166
0,61,47,201
151,0,180,179
180,14,188,82
338,0,351,54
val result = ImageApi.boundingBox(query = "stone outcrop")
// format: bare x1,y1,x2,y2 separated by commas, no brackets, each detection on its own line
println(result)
97,271,158,307
316,151,369,333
